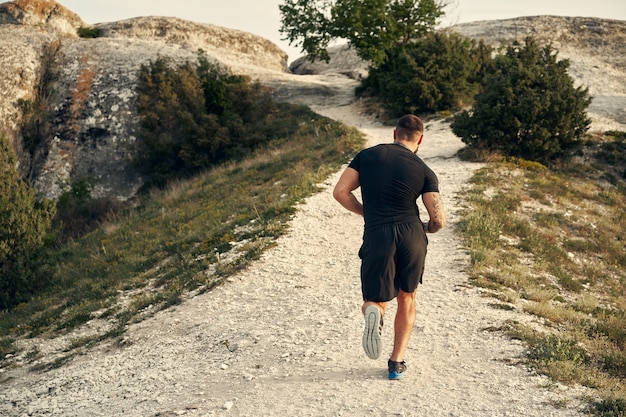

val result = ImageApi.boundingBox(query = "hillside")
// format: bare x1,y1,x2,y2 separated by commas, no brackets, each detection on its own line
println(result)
0,2,625,416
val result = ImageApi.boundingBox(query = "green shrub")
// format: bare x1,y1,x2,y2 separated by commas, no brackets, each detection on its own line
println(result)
359,31,492,116
0,135,56,309
77,27,101,39
134,52,291,188
528,334,590,366
602,350,626,378
451,37,592,165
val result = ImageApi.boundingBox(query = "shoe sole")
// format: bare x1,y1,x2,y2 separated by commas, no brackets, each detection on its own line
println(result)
362,305,382,359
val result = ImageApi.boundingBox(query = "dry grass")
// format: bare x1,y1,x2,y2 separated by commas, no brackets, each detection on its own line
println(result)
458,133,626,416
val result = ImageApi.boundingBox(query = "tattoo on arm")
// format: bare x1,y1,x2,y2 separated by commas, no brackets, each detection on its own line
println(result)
425,193,446,233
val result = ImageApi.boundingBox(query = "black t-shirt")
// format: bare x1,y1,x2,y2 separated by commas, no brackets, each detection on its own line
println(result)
348,143,439,229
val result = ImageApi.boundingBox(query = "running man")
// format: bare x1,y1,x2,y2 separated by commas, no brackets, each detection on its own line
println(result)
333,114,446,380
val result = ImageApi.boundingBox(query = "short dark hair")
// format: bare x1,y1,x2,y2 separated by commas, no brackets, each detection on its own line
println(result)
396,114,423,140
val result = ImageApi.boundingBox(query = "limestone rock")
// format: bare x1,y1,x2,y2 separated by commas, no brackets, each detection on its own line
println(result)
0,0,84,35
289,44,370,81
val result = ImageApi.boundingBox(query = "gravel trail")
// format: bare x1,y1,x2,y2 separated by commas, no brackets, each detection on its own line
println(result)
0,99,590,417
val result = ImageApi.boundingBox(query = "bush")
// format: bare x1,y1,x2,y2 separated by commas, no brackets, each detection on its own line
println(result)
528,334,590,367
77,27,101,39
451,37,592,165
0,136,56,309
359,31,492,116
134,52,285,188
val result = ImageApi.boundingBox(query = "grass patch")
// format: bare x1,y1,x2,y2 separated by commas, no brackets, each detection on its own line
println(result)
0,105,364,365
458,132,626,415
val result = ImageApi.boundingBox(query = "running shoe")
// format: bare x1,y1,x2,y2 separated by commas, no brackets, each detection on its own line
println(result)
362,305,383,359
388,359,407,380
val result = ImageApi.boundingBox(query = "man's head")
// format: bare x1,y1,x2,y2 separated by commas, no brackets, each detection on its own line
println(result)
394,114,424,149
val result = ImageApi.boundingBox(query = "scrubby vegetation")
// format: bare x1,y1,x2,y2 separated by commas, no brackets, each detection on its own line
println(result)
77,26,101,39
134,53,317,188
595,130,626,180
53,177,124,243
452,37,592,165
359,31,492,116
457,131,626,415
0,135,56,310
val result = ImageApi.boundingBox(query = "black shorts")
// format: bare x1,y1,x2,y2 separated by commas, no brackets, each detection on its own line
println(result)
358,222,428,302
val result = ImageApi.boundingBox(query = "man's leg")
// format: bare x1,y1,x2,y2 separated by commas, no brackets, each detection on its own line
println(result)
361,300,387,359
389,289,416,362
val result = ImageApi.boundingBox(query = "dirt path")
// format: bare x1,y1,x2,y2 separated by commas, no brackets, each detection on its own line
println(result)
0,98,591,416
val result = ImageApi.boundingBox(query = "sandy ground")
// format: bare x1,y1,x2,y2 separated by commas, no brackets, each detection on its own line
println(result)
0,93,596,416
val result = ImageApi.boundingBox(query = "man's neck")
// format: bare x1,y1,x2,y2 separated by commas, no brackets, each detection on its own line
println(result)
394,140,418,154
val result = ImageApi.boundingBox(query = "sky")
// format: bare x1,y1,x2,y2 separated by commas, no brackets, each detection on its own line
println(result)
58,0,626,63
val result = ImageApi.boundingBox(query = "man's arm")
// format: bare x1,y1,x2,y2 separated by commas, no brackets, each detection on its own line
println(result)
333,167,363,216
421,192,446,233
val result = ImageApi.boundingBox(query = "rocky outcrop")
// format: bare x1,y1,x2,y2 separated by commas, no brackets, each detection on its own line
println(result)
0,0,82,176
97,17,288,74
0,0,83,35
0,0,289,201
289,44,370,80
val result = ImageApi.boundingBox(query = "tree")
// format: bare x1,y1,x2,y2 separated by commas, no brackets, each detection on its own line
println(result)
0,135,56,309
359,31,492,116
279,0,448,66
451,37,592,164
